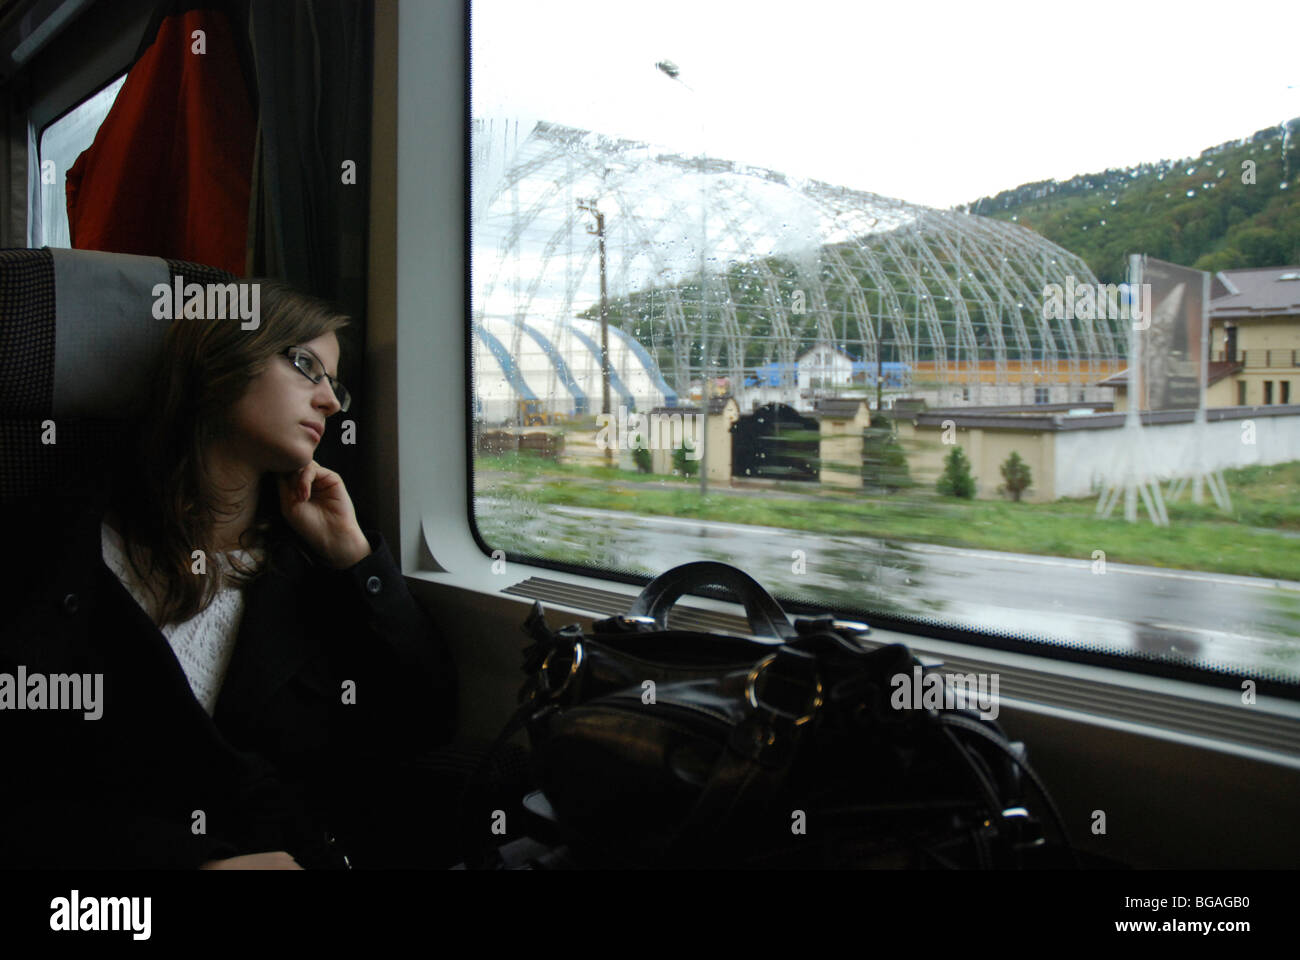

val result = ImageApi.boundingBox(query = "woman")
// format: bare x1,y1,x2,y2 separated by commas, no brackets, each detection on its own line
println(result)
0,281,457,869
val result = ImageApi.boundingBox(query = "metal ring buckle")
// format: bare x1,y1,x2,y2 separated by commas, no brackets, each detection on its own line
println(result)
618,615,658,626
1000,806,1046,850
538,641,584,698
745,654,823,725
831,619,870,634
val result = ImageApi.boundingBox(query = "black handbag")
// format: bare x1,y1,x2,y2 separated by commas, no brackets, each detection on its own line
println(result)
481,561,1076,869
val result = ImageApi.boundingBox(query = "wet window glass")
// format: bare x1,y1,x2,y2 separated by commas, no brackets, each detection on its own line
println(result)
468,0,1300,687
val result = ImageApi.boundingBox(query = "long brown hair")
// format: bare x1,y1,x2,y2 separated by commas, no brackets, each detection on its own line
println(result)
111,279,351,626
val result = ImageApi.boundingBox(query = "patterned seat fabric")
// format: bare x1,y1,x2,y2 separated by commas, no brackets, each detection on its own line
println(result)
0,249,234,504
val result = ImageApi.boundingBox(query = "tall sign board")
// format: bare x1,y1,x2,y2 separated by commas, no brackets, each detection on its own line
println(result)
1135,257,1209,412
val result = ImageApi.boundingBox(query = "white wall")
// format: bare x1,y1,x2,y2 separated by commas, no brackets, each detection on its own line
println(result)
906,383,1116,409
1053,413,1300,498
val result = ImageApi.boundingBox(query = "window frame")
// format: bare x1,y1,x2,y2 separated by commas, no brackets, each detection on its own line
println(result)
15,0,156,247
22,0,153,144
34,69,127,248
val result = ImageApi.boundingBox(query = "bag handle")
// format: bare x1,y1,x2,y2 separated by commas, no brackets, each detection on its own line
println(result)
627,561,797,640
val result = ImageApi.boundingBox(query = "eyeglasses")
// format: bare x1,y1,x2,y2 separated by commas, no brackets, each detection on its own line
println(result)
282,347,351,412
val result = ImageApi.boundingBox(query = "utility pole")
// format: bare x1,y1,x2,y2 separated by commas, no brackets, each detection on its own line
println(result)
579,199,613,464
656,58,709,495
698,185,710,497
877,342,883,413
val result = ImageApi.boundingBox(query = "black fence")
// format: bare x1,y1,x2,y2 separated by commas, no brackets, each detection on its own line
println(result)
731,403,819,482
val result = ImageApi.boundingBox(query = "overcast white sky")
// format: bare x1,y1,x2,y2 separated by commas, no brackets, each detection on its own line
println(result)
471,0,1300,209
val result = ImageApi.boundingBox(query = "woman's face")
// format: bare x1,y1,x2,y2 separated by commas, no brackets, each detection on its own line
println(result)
219,331,343,474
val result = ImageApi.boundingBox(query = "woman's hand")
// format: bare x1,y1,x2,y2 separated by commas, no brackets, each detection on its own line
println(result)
277,461,372,569
199,851,304,870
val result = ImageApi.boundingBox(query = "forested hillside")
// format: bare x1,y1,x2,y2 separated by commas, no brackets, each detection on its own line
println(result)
962,119,1299,283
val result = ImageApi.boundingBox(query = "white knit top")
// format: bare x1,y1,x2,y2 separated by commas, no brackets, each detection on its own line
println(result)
100,522,264,716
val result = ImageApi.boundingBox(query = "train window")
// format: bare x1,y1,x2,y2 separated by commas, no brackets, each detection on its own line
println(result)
36,72,125,248
467,0,1299,692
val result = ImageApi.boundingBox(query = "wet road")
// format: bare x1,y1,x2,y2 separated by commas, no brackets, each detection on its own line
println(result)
476,498,1300,680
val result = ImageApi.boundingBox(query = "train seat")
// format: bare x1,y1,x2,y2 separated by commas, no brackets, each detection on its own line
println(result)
0,246,233,504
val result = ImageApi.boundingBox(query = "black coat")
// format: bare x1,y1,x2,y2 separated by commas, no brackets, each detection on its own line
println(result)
0,493,457,869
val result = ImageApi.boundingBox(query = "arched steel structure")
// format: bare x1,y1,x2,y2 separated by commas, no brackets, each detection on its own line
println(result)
473,119,1124,406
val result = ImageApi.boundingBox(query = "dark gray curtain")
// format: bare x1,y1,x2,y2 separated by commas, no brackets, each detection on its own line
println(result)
245,0,373,481
1,76,30,247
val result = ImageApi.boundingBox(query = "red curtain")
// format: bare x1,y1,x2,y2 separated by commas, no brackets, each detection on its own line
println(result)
65,9,255,275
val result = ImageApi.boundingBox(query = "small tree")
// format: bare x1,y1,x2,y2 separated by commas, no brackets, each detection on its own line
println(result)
999,450,1032,502
672,440,699,477
936,446,975,499
632,440,653,474
862,420,913,493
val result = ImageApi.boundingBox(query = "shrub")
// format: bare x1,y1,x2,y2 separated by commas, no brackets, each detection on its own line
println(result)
672,440,700,477
632,441,653,474
936,446,976,499
862,421,913,493
999,450,1032,502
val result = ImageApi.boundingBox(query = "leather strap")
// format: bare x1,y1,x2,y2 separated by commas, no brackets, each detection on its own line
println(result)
628,561,797,640
938,712,1079,868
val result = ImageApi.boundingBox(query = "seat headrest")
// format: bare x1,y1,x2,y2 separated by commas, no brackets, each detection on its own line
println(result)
0,248,236,503
49,247,171,418
0,247,237,419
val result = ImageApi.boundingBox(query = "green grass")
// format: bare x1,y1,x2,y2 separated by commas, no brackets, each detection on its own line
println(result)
476,452,688,485
475,456,1300,582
